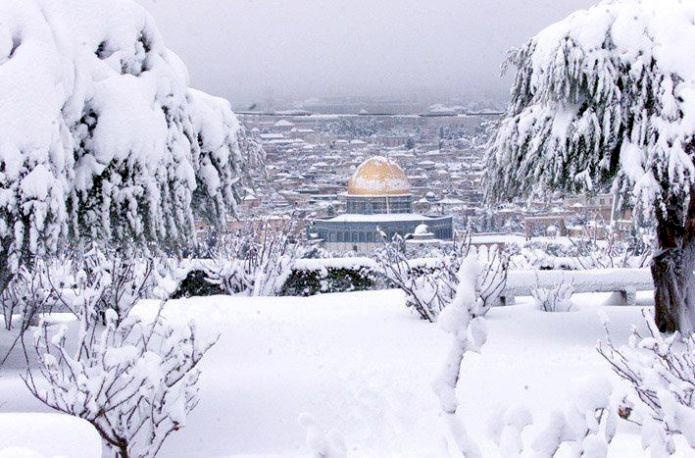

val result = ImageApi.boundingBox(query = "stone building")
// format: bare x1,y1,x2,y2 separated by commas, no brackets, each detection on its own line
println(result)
308,156,453,252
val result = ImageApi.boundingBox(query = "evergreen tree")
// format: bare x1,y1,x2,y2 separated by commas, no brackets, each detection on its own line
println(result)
486,0,695,332
0,0,262,296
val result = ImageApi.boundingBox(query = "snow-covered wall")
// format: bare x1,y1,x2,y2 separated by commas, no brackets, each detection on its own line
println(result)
504,268,653,297
0,0,260,259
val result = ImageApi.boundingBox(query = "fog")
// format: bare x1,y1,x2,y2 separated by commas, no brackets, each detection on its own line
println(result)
138,0,595,104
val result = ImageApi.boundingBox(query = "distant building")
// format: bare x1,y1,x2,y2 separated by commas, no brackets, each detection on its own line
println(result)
308,156,453,252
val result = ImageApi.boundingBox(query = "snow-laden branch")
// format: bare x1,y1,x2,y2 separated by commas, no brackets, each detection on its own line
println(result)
21,250,216,457
487,0,695,210
0,0,263,295
432,250,508,456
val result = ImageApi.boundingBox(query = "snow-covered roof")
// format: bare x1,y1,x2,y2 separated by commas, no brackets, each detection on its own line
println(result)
323,213,439,223
260,133,285,140
438,198,465,205
413,224,432,236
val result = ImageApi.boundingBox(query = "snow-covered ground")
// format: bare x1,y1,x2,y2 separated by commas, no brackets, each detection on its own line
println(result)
0,413,101,458
0,288,667,456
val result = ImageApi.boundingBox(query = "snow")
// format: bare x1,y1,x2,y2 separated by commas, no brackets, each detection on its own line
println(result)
490,0,695,209
292,257,379,272
0,413,101,457
413,223,431,236
505,268,653,295
0,0,255,252
0,288,675,456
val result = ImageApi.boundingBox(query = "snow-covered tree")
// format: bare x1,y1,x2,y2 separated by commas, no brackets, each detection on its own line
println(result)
486,0,695,332
0,0,261,296
23,251,215,457
25,304,216,458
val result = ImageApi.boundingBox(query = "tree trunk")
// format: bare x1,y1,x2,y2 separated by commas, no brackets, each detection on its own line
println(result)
683,185,695,328
652,190,692,333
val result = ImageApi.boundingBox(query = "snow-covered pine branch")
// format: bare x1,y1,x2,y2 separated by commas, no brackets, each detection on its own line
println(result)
0,0,262,297
486,0,695,332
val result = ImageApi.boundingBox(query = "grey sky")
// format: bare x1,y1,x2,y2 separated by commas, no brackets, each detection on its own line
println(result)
138,0,596,104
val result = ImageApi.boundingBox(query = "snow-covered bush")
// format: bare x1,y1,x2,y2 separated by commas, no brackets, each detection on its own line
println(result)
380,236,508,322
532,278,574,312
17,248,211,457
486,0,695,332
486,377,619,457
530,377,618,457
0,265,50,332
170,269,226,300
206,225,298,297
431,249,509,456
0,0,261,300
432,254,493,457
281,258,381,297
24,302,216,458
487,405,533,457
379,236,469,322
598,311,695,456
70,248,157,325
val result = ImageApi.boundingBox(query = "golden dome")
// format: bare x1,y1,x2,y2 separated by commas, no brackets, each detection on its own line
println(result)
347,156,411,196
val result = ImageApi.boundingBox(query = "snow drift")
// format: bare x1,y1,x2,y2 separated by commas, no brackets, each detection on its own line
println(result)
0,413,101,457
0,0,260,260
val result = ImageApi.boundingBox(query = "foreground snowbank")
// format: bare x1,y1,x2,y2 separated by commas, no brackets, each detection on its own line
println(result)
0,290,667,456
0,413,101,457
147,291,655,456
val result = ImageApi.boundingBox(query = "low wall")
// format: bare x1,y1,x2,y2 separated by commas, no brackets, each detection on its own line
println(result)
501,268,653,306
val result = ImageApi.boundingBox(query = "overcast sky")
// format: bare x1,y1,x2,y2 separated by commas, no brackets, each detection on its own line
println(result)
137,0,595,104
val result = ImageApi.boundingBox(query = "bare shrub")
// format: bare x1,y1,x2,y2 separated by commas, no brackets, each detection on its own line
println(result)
23,251,215,458
570,220,651,270
532,277,575,312
0,263,58,367
206,223,298,297
598,311,695,456
379,235,508,322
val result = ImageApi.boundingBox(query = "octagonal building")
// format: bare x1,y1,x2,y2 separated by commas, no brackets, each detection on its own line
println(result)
309,156,453,251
